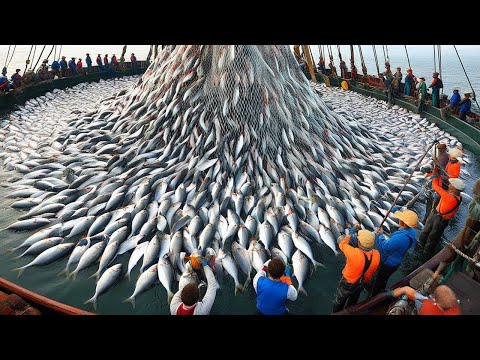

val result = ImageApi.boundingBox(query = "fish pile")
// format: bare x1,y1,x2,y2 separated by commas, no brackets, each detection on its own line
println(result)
0,45,467,312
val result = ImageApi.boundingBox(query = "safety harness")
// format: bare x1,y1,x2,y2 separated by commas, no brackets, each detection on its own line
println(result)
356,251,374,284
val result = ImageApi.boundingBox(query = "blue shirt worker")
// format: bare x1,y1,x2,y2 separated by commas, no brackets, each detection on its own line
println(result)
457,91,472,120
85,53,92,73
254,258,298,315
371,209,418,296
59,56,68,77
68,57,77,76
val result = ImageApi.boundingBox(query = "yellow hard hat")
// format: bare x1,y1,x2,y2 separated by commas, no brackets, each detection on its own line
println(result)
358,230,375,249
341,81,349,90
393,210,418,228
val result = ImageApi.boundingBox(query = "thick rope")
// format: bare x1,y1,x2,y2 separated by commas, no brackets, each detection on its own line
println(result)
32,45,47,71
453,45,480,109
372,45,380,75
404,45,411,69
24,45,34,73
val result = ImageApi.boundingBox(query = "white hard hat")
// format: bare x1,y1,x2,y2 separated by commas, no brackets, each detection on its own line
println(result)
449,178,465,191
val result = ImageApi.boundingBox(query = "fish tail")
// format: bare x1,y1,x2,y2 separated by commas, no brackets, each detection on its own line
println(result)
234,282,244,296
243,275,251,290
84,296,97,311
314,260,326,271
122,296,136,308
88,270,100,282
11,266,26,278
71,271,78,280
125,271,131,281
13,254,24,260
7,246,20,253
57,268,68,277
167,291,174,304
298,286,308,296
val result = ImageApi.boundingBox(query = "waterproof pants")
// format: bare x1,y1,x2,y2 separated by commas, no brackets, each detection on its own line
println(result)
371,263,398,296
418,212,449,256
332,277,364,313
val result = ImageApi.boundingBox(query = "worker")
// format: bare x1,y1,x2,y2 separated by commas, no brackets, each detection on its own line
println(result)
130,53,139,75
0,74,10,93
371,209,418,296
442,148,462,188
386,285,460,315
417,174,464,257
440,88,461,119
68,57,77,76
404,68,415,96
350,61,358,80
50,58,60,79
332,228,380,313
457,91,472,121
76,58,83,75
429,177,480,284
416,76,427,114
424,142,450,222
36,60,50,81
59,56,68,78
380,62,394,104
111,54,118,67
318,57,326,75
10,69,23,88
170,256,218,315
393,66,402,96
253,258,297,315
85,53,92,74
429,72,443,107
96,54,104,72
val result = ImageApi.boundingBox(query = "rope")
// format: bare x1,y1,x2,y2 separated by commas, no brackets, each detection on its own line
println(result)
385,45,390,63
445,243,480,269
438,45,443,96
53,45,57,61
433,45,437,73
46,45,55,60
24,45,34,73
382,45,386,64
358,45,368,76
378,141,437,228
32,45,47,71
31,45,37,69
372,45,380,75
4,45,11,68
453,45,480,109
404,45,411,69
5,45,16,69
57,45,62,61
337,45,342,61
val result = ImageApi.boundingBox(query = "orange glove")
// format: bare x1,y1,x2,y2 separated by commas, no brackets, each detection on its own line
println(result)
280,276,292,285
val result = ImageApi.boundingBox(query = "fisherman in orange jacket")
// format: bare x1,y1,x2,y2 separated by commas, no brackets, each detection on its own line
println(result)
442,148,462,188
332,228,380,313
386,285,460,315
417,174,464,257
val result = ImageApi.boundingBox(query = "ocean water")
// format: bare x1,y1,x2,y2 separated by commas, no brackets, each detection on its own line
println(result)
0,45,479,315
